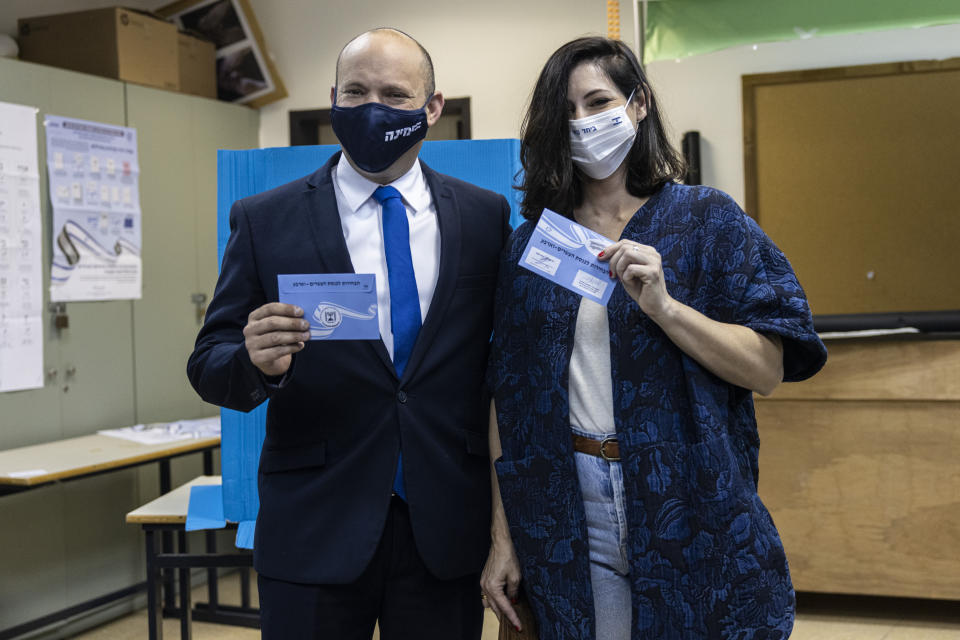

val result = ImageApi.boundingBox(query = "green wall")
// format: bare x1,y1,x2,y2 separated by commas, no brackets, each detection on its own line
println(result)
645,0,960,61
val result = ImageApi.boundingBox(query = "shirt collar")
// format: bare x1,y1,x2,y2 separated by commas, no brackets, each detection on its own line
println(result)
335,157,431,215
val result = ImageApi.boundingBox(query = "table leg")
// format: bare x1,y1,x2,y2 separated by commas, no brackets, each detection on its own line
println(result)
159,459,171,494
159,460,176,615
203,447,220,614
178,530,192,640
145,528,163,640
240,567,251,609
205,530,219,614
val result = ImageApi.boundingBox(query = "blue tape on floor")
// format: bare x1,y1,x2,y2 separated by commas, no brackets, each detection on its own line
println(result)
185,484,226,532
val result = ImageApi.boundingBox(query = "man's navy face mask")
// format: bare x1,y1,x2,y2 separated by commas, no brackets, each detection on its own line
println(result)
330,92,432,174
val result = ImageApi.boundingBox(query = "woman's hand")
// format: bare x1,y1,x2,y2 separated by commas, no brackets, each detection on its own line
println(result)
480,537,523,632
484,399,526,631
599,240,674,319
598,240,784,394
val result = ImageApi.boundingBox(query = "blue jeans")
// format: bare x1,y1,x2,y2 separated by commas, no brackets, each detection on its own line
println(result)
574,428,632,640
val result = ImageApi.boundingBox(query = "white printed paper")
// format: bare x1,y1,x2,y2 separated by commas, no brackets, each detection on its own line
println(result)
572,269,609,299
98,416,221,445
44,115,142,301
524,247,561,277
5,469,49,479
0,101,44,392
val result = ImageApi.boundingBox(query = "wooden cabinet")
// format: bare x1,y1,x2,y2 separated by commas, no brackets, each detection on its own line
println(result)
756,338,960,599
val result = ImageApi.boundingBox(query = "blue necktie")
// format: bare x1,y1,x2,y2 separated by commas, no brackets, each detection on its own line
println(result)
373,185,421,500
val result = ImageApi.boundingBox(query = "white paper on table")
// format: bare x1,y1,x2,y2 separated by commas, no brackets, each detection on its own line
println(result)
819,327,920,340
98,426,195,445
44,115,142,302
170,416,221,437
0,101,43,393
98,416,221,445
5,469,49,479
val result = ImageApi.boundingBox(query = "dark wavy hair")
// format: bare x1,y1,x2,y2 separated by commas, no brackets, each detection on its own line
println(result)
518,37,686,221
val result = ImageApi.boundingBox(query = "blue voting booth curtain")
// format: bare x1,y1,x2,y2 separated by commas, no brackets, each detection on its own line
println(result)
216,140,522,548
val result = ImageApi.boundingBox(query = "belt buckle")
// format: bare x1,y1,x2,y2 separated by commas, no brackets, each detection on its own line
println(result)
599,437,619,462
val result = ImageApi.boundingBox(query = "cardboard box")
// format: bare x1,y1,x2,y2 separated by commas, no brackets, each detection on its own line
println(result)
177,33,216,99
18,8,178,91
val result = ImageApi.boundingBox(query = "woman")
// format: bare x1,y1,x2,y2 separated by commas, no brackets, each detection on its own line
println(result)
480,37,827,639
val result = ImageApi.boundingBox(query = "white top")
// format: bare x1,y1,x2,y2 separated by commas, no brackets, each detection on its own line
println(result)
332,158,441,359
568,297,616,435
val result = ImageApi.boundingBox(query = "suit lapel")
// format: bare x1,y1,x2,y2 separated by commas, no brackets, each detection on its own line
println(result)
302,153,395,377
302,155,354,274
401,162,460,384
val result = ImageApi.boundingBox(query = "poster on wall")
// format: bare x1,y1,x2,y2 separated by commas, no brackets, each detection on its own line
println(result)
44,115,142,302
0,101,43,392
157,0,288,108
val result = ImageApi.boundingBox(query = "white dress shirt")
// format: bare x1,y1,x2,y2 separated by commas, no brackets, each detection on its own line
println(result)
332,158,441,360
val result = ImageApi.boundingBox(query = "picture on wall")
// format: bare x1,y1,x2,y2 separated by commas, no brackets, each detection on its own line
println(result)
157,0,287,107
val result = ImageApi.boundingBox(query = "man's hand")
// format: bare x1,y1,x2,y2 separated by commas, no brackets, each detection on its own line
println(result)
243,303,310,377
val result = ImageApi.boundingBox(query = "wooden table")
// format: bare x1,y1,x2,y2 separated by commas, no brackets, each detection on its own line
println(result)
127,475,225,524
0,429,220,640
128,476,258,640
0,432,219,495
756,337,960,600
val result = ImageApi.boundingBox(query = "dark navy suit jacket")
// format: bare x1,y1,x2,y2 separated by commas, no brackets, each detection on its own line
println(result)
187,154,511,584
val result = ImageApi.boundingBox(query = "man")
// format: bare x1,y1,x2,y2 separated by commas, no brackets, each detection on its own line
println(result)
187,28,511,639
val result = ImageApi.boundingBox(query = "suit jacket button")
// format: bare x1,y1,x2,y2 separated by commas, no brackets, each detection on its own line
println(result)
397,390,407,404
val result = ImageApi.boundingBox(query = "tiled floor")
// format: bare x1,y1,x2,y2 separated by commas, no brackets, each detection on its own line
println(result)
73,573,960,639
70,571,500,640
791,593,960,640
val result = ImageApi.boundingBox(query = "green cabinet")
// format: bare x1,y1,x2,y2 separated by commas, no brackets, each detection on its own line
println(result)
126,83,258,424
0,59,129,450
0,57,258,634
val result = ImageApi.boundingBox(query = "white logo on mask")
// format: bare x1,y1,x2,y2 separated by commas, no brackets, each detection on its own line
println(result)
384,121,423,142
569,89,638,180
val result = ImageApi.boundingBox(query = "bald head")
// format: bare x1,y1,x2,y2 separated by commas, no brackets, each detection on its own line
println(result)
335,28,435,99
330,28,444,183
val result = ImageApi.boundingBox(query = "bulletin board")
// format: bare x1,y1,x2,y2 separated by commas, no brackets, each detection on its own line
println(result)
742,58,960,327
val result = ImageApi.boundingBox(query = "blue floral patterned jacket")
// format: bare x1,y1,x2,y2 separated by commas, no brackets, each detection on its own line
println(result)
487,182,827,639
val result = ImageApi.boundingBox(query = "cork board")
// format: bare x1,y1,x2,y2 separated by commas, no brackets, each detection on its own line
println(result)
742,59,960,317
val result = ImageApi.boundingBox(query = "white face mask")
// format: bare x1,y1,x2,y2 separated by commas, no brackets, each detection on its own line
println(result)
568,89,637,180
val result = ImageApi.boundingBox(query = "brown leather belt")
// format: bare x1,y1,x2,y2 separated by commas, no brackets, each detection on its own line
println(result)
572,434,620,461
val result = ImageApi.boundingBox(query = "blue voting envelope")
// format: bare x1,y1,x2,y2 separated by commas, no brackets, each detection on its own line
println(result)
519,209,615,305
277,273,379,340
